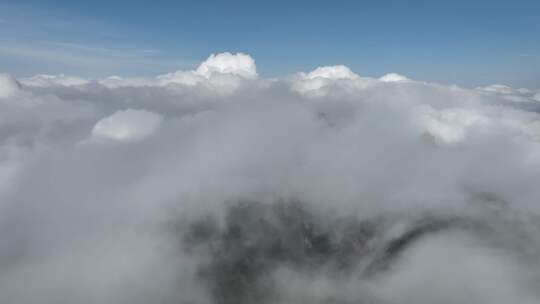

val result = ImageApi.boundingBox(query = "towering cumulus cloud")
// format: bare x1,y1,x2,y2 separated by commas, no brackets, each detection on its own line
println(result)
1,52,540,304
194,52,257,79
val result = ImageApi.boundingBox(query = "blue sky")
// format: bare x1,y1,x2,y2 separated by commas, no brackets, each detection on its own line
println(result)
1,0,539,87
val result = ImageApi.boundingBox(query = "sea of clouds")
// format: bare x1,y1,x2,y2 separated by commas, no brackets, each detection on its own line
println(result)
1,52,540,304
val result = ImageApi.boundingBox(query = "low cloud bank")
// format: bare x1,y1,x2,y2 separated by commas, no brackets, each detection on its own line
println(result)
1,52,540,303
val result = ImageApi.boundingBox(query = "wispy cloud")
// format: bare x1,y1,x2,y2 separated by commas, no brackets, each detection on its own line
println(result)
43,41,159,55
0,4,194,77
0,41,195,77
517,52,540,58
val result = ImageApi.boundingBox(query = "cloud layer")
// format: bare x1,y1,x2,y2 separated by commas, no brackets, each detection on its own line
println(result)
1,52,540,304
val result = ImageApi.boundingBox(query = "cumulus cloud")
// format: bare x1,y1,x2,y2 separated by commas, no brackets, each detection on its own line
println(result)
292,65,372,94
194,52,257,79
1,52,540,304
93,52,258,94
91,109,163,142
379,73,410,82
304,65,358,80
157,52,258,93
413,106,492,144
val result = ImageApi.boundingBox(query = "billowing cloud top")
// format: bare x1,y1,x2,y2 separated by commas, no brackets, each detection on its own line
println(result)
194,52,257,79
91,109,163,142
293,65,368,94
379,73,410,82
1,52,540,304
304,65,359,80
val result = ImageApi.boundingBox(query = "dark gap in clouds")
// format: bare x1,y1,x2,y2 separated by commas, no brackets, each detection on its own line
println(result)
178,199,497,304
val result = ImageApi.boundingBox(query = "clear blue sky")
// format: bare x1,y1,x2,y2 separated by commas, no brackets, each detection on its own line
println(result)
1,0,539,87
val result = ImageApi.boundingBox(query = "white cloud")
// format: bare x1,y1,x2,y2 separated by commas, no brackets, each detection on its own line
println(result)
304,65,358,80
475,84,540,104
194,52,257,79
373,232,537,304
91,52,258,93
98,75,156,88
0,73,21,98
21,74,90,87
477,84,515,94
292,65,372,94
413,106,492,144
157,52,257,92
92,109,163,142
379,73,410,82
1,52,540,304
